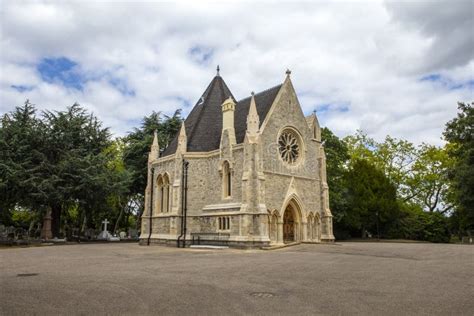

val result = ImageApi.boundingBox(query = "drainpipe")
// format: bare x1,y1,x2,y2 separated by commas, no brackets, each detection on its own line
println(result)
147,167,154,246
182,160,189,247
177,159,189,248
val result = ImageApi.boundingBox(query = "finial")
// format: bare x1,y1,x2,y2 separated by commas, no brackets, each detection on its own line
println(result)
216,65,220,76
286,69,291,76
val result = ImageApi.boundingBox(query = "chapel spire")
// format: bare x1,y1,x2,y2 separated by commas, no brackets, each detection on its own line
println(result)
149,130,160,161
246,92,260,142
177,121,187,154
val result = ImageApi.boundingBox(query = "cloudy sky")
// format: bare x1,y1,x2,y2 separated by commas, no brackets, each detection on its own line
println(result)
1,0,473,145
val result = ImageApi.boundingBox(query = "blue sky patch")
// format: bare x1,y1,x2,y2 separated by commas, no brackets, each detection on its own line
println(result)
37,57,84,90
109,77,136,97
420,74,442,82
315,102,350,114
11,85,34,93
419,73,474,91
189,45,214,65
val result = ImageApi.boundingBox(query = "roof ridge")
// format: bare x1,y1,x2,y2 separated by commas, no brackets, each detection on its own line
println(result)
237,83,283,103
218,76,226,101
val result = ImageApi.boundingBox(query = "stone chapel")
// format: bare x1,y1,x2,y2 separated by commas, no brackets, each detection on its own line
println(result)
139,69,335,248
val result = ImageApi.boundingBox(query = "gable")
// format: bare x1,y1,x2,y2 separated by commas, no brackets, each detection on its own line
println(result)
234,85,282,144
259,77,310,139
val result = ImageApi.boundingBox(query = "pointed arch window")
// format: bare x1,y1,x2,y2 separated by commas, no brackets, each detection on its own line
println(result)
156,174,171,213
222,161,232,198
163,174,170,212
156,175,164,214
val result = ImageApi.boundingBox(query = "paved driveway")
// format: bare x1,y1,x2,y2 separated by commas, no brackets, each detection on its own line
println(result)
1,242,473,315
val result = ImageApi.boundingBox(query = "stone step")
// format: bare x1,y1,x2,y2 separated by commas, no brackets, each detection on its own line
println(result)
189,245,229,249
261,241,301,250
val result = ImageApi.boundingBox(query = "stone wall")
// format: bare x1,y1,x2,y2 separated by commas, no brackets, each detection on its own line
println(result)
260,79,322,219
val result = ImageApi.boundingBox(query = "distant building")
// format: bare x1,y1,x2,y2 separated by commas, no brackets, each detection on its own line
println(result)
140,69,334,247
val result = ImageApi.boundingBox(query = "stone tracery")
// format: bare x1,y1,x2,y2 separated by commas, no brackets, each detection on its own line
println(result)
278,129,300,164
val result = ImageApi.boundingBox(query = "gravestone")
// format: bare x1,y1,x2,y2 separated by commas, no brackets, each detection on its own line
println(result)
108,234,120,242
50,236,67,243
97,219,111,240
128,228,138,239
84,228,95,240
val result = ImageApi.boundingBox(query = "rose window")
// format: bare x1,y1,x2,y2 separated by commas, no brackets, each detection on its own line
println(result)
278,130,300,164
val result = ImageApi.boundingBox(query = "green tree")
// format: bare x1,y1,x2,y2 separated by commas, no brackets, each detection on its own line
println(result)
39,104,112,236
0,102,120,237
0,101,45,226
343,159,399,238
321,127,350,238
392,203,450,243
411,144,455,213
444,102,474,235
344,131,418,202
344,131,455,215
122,110,182,219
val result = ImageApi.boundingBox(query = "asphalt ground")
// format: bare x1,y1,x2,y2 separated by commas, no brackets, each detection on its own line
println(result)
1,242,473,315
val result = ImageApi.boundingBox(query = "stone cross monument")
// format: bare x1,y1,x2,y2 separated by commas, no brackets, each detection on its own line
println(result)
97,219,110,240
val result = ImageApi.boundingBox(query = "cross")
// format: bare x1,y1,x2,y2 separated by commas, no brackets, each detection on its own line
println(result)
216,65,220,76
102,219,109,232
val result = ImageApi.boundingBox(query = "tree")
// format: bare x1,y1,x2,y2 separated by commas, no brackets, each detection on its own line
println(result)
344,131,455,215
0,102,119,237
38,104,113,236
411,144,455,213
444,102,474,235
343,159,399,238
321,127,350,238
0,101,45,226
344,131,419,202
122,110,182,219
392,203,450,243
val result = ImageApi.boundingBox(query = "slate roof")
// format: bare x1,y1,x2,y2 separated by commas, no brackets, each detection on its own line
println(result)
162,75,282,156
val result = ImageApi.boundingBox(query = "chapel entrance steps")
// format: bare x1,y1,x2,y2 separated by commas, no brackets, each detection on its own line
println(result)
261,241,301,250
261,240,330,250
185,233,327,249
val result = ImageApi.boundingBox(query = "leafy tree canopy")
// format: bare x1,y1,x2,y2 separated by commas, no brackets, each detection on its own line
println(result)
443,102,474,234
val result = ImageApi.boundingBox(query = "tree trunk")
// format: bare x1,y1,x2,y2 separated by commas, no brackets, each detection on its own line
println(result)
51,204,62,238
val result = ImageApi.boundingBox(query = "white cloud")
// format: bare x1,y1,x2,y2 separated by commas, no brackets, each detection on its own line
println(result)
0,0,472,145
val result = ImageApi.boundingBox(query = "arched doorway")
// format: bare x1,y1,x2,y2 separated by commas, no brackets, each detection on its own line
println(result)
283,205,296,243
